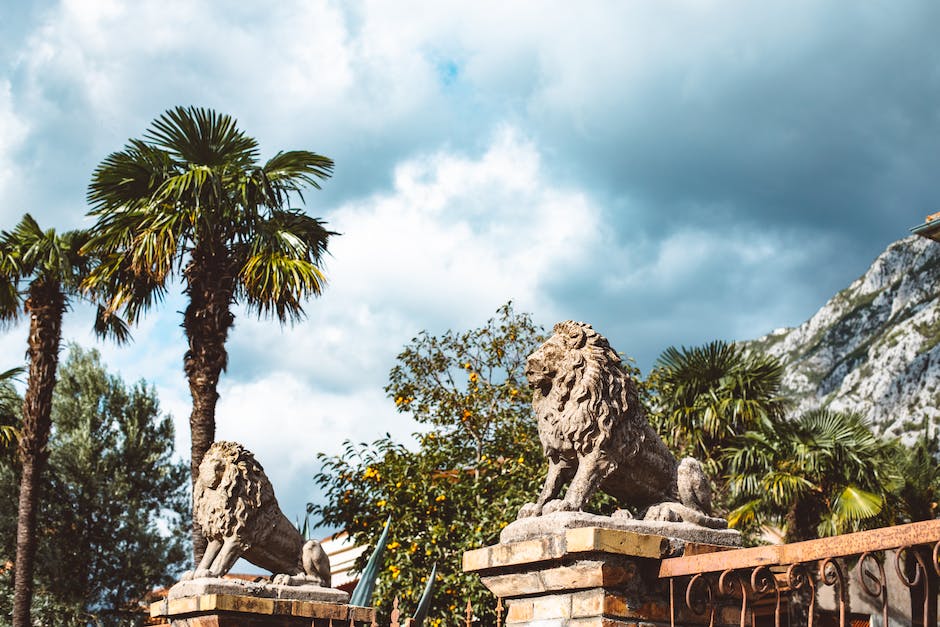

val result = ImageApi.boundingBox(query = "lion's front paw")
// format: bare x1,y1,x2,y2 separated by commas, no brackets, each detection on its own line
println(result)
542,499,575,515
180,570,195,581
518,502,542,518
272,573,292,586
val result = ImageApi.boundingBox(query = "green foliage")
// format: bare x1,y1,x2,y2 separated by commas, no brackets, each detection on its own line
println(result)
724,408,899,543
0,367,22,451
879,418,940,525
0,214,129,343
311,304,545,626
84,105,335,326
0,571,90,627
0,345,190,625
650,341,788,461
349,516,391,607
412,562,437,627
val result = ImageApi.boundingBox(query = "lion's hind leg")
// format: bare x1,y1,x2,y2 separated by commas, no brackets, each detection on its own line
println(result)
643,502,728,529
302,540,331,587
272,540,332,587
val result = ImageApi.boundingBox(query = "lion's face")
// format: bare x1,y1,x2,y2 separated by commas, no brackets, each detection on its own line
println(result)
198,454,226,490
526,322,590,392
193,441,273,540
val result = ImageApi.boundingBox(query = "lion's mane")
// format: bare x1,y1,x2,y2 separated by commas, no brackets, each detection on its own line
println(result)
193,441,278,544
533,321,647,460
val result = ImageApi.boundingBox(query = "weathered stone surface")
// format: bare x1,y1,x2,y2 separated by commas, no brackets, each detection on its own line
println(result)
150,588,369,627
465,524,742,626
743,236,940,440
517,321,727,530
481,559,637,597
165,578,349,604
463,534,568,571
181,441,332,587
501,512,742,547
504,589,736,627
564,527,673,556
464,526,674,574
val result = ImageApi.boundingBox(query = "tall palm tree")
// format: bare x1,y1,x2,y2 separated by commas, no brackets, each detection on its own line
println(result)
0,214,127,627
724,408,898,543
84,106,335,559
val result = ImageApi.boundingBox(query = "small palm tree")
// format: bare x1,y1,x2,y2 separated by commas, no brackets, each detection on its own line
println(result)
651,341,789,469
84,106,335,559
0,214,127,627
881,424,940,627
0,366,23,448
879,418,940,525
725,408,898,542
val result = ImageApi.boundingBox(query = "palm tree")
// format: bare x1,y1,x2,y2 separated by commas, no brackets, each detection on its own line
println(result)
650,341,789,473
84,106,335,559
0,214,127,627
875,420,940,626
0,366,24,449
724,408,898,543
881,417,940,525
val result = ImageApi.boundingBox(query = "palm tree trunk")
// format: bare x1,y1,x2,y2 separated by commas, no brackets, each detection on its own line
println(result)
183,249,236,562
13,281,65,627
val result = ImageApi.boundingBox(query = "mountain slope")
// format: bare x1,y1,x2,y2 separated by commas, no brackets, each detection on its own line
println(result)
744,235,940,438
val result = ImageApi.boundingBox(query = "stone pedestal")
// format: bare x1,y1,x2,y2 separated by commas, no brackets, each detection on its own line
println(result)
150,578,373,627
464,525,740,627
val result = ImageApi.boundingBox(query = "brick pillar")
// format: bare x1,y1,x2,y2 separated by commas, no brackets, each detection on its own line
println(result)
463,527,738,627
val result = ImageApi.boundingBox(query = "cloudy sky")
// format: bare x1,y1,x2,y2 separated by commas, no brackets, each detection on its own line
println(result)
1,0,938,531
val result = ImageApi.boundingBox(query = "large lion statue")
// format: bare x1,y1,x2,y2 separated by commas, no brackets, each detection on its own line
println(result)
518,321,726,529
181,441,332,586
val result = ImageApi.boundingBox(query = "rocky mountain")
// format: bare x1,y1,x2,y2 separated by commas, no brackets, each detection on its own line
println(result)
744,235,940,439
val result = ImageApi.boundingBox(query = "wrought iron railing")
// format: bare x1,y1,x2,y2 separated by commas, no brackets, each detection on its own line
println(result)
658,519,940,627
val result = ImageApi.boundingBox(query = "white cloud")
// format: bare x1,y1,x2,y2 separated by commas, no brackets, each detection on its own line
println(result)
0,81,28,214
226,125,602,387
211,126,604,512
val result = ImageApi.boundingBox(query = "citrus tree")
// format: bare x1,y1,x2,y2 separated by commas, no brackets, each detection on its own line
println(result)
311,304,545,626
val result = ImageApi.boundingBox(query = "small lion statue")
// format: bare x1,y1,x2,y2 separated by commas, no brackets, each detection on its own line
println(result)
518,321,726,529
182,441,332,586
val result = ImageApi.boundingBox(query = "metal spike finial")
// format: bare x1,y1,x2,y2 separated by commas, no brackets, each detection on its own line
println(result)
391,597,401,627
465,600,473,627
496,598,504,627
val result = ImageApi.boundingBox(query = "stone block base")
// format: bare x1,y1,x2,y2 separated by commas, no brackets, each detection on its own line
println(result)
464,526,739,627
149,592,374,627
